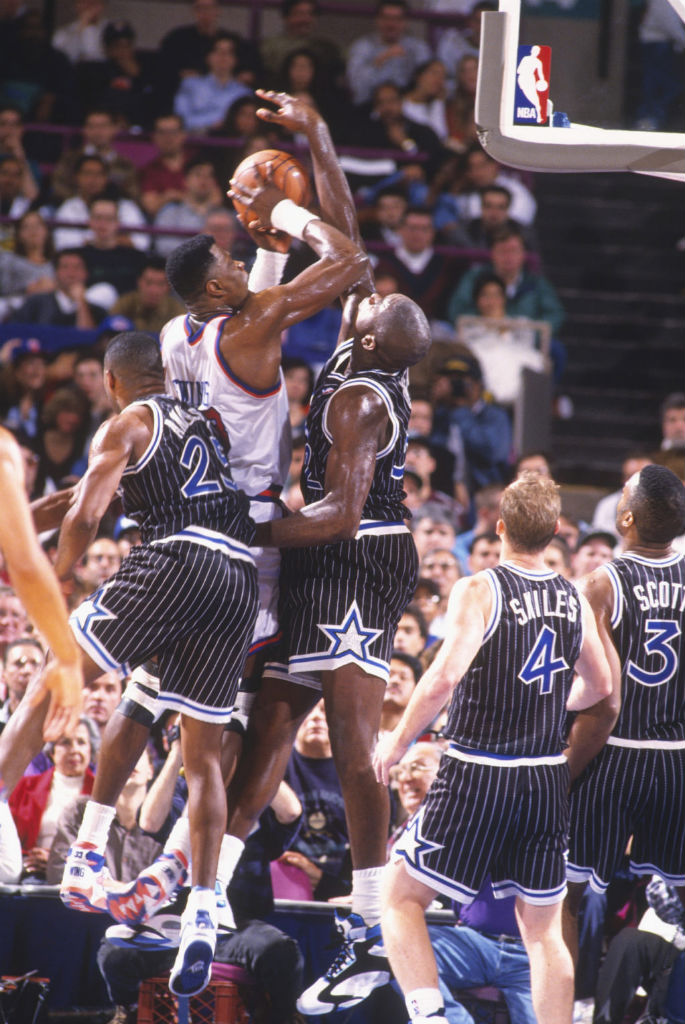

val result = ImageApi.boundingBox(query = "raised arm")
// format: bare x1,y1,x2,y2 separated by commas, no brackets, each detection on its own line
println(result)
257,384,388,548
564,577,618,781
54,410,149,581
374,574,491,783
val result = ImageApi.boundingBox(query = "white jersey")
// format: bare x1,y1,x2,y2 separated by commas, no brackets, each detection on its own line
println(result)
161,312,291,500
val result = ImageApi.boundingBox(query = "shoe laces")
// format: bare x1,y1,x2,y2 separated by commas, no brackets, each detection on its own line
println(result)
324,937,356,980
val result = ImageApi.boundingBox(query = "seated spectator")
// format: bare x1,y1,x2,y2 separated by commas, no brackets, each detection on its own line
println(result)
0,211,56,320
202,205,254,265
453,482,503,571
72,348,111,445
345,0,431,108
111,257,184,336
466,529,501,575
9,715,98,880
432,352,512,495
412,577,443,645
375,206,462,324
514,450,552,477
446,53,479,153
77,197,148,307
52,154,149,253
405,434,464,524
359,186,408,247
52,0,107,65
393,604,429,659
9,248,107,328
51,107,140,204
283,699,351,901
557,512,581,553
274,47,344,137
380,650,422,735
659,391,685,452
0,636,44,734
0,586,29,663
35,386,91,491
0,155,30,249
86,21,158,129
543,535,572,578
389,740,442,839
456,272,549,408
282,356,314,440
0,339,49,439
457,142,537,227
457,184,538,251
138,113,191,219
411,505,458,561
153,159,224,257
0,8,76,124
591,450,653,535
76,536,121,594
402,59,462,149
260,0,344,96
82,671,123,741
435,0,494,92
211,92,262,146
571,530,617,580
0,104,40,205
174,32,252,132
419,548,462,639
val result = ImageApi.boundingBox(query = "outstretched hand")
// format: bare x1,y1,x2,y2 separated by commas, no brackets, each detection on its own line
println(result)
255,89,321,135
32,658,84,742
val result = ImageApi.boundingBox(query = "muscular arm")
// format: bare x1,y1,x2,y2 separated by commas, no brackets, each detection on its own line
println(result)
258,385,388,547
564,578,619,781
374,575,491,783
54,409,149,581
30,487,76,533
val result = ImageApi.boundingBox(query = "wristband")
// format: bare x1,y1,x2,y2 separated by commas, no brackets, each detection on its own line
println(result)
248,249,289,292
270,198,319,240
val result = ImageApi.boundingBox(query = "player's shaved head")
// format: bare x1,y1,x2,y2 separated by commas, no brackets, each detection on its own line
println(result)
105,331,164,384
376,294,431,370
625,464,685,545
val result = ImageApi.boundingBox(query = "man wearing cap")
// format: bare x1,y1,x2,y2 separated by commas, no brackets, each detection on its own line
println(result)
9,249,107,328
432,352,512,495
570,530,617,581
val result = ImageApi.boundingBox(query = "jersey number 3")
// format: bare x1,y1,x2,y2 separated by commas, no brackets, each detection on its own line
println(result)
519,625,569,695
628,619,680,687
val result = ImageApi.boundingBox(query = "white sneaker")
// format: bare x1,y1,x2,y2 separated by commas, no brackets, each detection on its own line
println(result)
168,908,216,997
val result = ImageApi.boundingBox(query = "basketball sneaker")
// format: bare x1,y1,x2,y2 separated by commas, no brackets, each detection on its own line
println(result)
105,849,188,926
60,842,119,913
168,908,216,997
296,909,391,1015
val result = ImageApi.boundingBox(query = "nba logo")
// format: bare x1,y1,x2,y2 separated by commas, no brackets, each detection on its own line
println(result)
514,45,552,126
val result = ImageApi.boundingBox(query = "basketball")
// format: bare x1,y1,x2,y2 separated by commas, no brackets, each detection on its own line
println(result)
230,149,311,229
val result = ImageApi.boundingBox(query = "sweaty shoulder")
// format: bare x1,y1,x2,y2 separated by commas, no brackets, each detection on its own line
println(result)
575,564,614,613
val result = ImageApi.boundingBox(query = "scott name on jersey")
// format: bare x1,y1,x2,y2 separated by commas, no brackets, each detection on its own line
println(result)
632,580,685,614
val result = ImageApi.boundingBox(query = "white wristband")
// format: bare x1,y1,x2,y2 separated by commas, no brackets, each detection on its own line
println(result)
248,249,289,292
270,198,319,240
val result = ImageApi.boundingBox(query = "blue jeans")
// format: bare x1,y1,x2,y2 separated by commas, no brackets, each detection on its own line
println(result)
428,924,536,1024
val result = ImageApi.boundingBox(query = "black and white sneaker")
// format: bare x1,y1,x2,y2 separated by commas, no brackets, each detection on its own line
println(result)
296,909,391,1015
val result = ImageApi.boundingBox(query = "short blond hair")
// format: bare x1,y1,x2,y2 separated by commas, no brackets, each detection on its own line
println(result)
500,472,560,552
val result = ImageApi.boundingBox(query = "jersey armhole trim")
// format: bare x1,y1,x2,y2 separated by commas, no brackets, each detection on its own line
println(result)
602,562,623,630
122,400,163,475
482,567,502,641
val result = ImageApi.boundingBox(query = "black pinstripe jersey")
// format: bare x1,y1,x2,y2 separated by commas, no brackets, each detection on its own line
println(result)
603,552,685,742
444,563,583,757
301,340,411,521
119,394,254,545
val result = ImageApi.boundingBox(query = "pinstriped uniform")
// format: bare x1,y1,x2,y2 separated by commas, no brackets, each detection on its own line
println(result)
568,552,685,891
394,563,583,906
268,340,418,687
69,395,258,724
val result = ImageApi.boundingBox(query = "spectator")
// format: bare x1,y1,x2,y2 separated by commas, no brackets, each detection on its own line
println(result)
9,715,97,880
543,535,572,578
393,604,429,659
453,481,503,570
0,155,30,248
402,58,461,148
76,536,121,592
557,512,581,553
282,356,314,440
571,530,618,580
458,142,538,226
591,450,653,535
274,47,344,136
467,529,501,574
0,8,76,123
201,205,254,266
260,0,344,94
0,211,56,319
0,636,44,734
346,0,431,107
405,434,465,523
111,256,184,336
0,104,40,204
419,548,462,639
283,699,350,901
9,248,106,328
0,586,29,663
81,671,123,740
432,351,512,494
72,349,111,446
51,107,140,204
0,339,48,440
359,186,408,247
458,184,538,251
375,206,460,323
381,650,422,734
35,386,90,492
412,577,443,642
138,113,191,218
446,53,479,152
153,159,224,257
52,0,107,64
77,197,148,307
88,20,158,129
514,450,552,477
411,505,458,560
389,739,442,837
435,2,496,91
52,154,149,253
660,391,685,451
173,32,252,132
634,0,685,131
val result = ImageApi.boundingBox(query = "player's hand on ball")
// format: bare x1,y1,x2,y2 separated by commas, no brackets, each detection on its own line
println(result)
255,89,320,134
243,217,291,254
228,176,286,231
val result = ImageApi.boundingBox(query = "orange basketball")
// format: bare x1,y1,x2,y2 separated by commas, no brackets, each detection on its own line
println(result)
230,149,311,229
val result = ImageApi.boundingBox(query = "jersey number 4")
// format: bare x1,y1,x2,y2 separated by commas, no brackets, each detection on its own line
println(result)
519,625,569,695
628,619,681,687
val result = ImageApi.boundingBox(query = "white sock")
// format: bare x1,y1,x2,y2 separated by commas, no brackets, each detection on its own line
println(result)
164,815,191,861
405,987,445,1021
351,866,384,926
216,834,244,893
76,801,116,854
185,885,217,927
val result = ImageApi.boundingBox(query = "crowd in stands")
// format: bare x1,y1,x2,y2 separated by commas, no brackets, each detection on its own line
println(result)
0,2,684,1023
